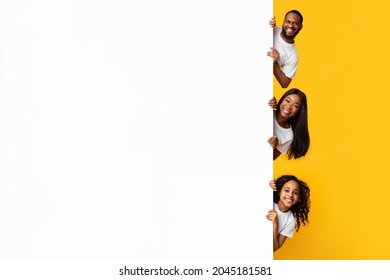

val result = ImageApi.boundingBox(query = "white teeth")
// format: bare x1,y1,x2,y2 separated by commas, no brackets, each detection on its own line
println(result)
287,29,294,34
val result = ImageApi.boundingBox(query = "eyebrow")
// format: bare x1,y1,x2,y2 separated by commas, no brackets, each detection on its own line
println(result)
285,97,302,106
284,19,300,24
283,187,300,192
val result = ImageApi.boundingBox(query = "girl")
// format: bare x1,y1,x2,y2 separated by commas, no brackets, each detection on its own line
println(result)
266,175,310,252
268,88,310,160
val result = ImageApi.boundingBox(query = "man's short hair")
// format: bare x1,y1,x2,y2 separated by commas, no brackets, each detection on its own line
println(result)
285,10,303,25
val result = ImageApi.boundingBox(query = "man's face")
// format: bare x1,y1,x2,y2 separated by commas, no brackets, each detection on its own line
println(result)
281,12,302,41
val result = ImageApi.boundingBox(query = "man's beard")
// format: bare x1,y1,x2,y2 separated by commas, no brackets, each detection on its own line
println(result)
281,27,300,41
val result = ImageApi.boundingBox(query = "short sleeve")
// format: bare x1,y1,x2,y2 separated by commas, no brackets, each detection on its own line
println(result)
279,217,296,238
276,138,293,154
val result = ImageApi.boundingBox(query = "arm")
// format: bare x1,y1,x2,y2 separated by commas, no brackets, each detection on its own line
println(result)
266,209,287,252
268,136,281,160
268,98,280,160
273,221,287,252
267,48,292,88
273,61,292,88
273,148,281,160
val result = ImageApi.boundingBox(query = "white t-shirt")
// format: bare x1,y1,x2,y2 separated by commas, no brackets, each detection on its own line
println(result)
273,27,299,79
274,203,296,238
274,113,293,154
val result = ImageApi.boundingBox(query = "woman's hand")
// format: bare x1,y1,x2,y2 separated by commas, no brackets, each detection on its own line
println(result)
268,135,279,149
268,97,277,110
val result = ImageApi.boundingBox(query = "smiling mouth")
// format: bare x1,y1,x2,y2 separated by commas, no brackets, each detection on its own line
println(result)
286,28,295,33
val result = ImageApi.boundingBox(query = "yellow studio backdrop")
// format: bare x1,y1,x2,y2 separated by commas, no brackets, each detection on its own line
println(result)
273,0,390,260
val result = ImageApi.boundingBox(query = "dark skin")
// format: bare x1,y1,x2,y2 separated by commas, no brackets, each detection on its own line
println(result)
267,94,302,160
268,135,281,160
273,59,292,89
266,179,300,251
268,97,281,160
267,14,303,88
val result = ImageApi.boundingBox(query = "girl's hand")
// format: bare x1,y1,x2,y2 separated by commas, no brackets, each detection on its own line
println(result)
269,180,276,191
269,16,276,28
268,97,277,110
268,135,278,149
266,209,278,226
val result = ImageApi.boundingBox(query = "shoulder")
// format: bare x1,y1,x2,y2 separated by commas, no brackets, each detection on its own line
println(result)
273,27,282,38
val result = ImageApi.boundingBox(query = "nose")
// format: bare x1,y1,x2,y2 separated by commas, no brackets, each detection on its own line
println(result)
287,191,294,197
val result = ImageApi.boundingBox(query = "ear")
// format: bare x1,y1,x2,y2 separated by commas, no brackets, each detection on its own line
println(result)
299,24,303,31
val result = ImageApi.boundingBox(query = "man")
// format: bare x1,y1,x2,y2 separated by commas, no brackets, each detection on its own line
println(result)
267,10,303,88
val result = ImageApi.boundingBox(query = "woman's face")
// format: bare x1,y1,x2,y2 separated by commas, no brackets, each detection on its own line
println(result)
278,180,300,211
279,94,302,119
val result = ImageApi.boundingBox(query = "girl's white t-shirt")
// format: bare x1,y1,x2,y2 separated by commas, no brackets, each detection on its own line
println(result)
274,113,293,154
274,202,296,238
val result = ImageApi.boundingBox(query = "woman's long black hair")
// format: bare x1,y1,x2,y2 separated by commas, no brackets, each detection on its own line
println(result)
276,88,310,159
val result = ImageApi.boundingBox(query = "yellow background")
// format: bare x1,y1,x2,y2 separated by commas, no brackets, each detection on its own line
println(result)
273,0,390,259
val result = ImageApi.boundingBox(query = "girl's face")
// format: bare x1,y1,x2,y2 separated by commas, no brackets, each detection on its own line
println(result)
278,180,300,212
279,94,302,119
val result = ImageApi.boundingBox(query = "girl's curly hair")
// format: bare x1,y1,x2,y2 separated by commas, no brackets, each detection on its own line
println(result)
273,175,310,232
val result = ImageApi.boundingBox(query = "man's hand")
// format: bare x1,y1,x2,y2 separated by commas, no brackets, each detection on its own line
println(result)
269,16,276,28
267,47,279,63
